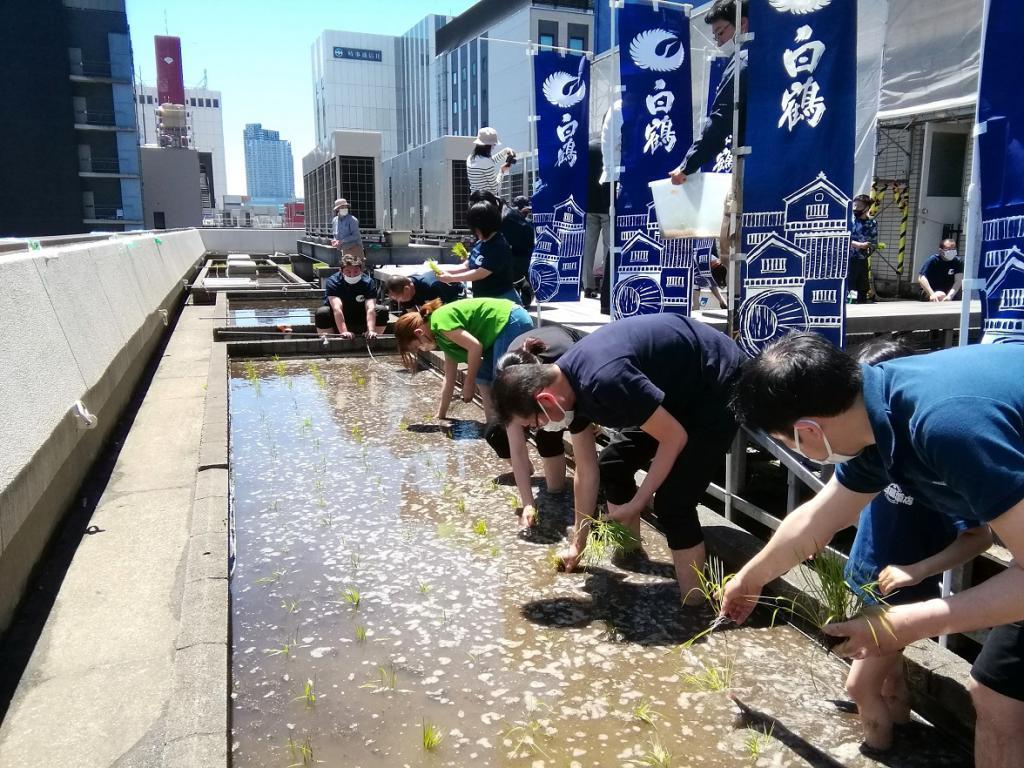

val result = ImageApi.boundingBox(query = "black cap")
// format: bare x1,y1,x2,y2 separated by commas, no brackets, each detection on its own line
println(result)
512,196,531,210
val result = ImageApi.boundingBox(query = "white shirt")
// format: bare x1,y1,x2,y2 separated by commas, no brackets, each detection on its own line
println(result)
600,100,622,184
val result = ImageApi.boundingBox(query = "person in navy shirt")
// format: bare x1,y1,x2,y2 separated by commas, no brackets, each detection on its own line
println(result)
722,334,1024,767
314,253,389,339
385,271,464,314
917,238,964,302
838,339,992,753
434,200,520,304
492,314,744,602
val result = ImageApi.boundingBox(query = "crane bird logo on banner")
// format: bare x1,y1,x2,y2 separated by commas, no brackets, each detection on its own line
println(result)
769,0,832,13
542,71,587,108
629,29,686,72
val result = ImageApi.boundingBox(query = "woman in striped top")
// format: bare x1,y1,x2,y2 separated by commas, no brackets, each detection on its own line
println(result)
467,127,516,197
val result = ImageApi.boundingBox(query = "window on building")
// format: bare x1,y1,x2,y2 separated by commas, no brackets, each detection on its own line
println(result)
213,99,219,108
205,98,212,107
453,101,458,115
452,72,457,85
471,92,477,107
471,62,477,76
569,36,585,52
539,33,555,50
190,98,197,106
147,95,154,104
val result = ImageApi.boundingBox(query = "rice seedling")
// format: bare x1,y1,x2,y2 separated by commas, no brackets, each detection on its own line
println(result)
456,497,467,514
633,735,672,767
578,519,639,568
501,718,554,760
356,375,367,387
243,360,259,383
272,355,287,377
687,557,734,616
418,581,431,595
681,656,734,692
319,511,333,529
350,552,361,570
340,587,361,609
421,720,444,751
360,662,398,690
293,677,317,707
743,724,774,762
255,568,287,585
350,424,364,443
316,493,327,508
354,625,367,643
280,599,300,614
309,363,327,389
398,418,409,430
285,734,317,767
265,633,297,658
545,548,564,572
504,493,519,511
451,242,470,260
488,544,500,557
632,698,662,726
300,415,313,434
471,518,488,536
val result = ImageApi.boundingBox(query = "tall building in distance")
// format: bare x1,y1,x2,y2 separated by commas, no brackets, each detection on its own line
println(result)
243,123,295,205
136,85,227,209
1,0,143,236
312,14,450,160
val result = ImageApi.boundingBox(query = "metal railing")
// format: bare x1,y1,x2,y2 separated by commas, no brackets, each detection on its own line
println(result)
87,207,127,221
80,157,122,174
74,110,116,126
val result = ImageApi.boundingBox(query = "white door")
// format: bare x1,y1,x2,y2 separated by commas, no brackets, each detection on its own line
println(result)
914,122,970,272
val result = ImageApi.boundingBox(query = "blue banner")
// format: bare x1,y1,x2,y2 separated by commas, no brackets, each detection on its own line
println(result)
529,52,590,304
977,0,1024,344
700,55,734,174
613,1,694,319
737,0,856,358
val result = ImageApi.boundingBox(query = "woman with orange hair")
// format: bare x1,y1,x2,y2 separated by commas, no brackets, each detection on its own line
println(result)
395,297,533,421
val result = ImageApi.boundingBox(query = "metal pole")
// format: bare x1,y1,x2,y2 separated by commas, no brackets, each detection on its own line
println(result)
607,0,620,320
726,0,746,341
527,43,542,328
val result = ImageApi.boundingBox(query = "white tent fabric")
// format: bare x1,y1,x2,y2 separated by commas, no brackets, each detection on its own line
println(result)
855,0,890,195
877,0,983,120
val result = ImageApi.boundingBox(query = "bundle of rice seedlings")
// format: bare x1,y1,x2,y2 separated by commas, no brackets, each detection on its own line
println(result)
578,518,639,568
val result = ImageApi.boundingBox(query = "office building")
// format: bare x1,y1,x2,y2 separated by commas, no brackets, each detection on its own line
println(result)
243,123,295,206
136,85,227,210
0,0,143,236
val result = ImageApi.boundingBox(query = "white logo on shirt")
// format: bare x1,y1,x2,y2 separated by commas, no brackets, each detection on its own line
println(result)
883,483,914,506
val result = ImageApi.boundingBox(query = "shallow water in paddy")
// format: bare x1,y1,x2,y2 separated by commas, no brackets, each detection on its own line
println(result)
227,299,318,327
229,356,971,768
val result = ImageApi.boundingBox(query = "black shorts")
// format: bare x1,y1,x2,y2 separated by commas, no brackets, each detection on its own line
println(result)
484,423,565,459
971,621,1024,702
315,304,389,333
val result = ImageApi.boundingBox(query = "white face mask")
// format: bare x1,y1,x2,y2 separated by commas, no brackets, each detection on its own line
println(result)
337,208,349,216
941,248,958,261
538,398,573,432
793,420,860,465
718,38,737,58
342,273,363,285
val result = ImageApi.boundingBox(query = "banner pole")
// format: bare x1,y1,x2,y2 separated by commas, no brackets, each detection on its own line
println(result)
527,43,542,328
608,0,620,322
726,0,745,341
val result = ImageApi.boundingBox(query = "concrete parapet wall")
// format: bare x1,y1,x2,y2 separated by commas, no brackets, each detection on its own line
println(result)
197,228,304,256
0,229,205,632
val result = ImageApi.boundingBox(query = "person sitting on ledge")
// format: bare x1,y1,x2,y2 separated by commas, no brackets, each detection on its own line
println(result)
315,253,389,340
394,297,534,422
386,271,464,315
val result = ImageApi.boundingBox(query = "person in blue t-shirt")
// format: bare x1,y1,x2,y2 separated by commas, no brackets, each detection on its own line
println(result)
492,314,744,602
385,271,464,314
434,200,520,304
917,238,964,302
841,339,992,753
315,253,389,339
722,334,1024,767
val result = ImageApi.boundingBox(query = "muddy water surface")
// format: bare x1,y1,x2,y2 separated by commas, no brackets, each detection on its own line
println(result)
229,356,970,768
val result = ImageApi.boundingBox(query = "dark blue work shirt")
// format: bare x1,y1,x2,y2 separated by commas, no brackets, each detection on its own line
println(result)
918,253,964,294
844,483,975,606
837,345,1024,523
501,210,535,282
400,271,464,313
556,314,744,434
468,233,515,299
323,272,375,308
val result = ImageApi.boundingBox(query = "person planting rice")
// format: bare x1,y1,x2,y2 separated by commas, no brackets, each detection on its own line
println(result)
491,314,744,603
486,326,580,532
840,339,992,754
721,335,1024,768
394,297,534,423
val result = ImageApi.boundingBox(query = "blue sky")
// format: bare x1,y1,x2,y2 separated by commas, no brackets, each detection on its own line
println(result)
126,1,478,198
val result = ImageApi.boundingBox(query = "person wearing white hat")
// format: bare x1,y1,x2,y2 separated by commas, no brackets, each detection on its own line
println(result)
330,197,364,261
467,127,516,197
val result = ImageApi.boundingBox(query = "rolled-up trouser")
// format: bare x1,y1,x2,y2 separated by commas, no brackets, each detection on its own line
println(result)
484,422,566,459
315,303,389,334
598,421,736,550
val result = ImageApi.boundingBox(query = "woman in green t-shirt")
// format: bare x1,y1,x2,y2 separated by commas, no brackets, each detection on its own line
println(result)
395,297,534,421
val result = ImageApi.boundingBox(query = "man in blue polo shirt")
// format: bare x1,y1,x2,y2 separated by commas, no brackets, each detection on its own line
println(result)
315,253,389,339
720,334,1024,766
492,314,744,602
917,238,965,302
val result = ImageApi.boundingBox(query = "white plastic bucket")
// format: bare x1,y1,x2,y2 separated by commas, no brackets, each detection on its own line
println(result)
648,173,732,239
